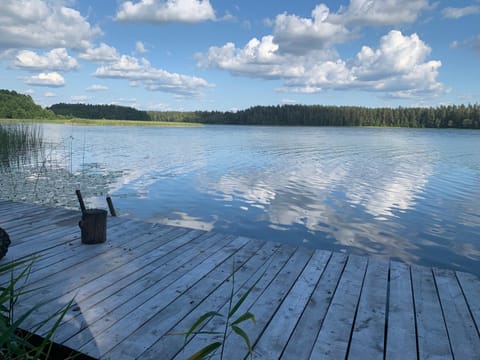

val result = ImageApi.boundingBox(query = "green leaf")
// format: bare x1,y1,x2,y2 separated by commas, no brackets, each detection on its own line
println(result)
184,311,223,341
34,298,74,359
231,325,252,356
232,311,256,326
0,257,36,274
11,303,42,329
0,254,78,359
187,341,222,360
228,269,265,318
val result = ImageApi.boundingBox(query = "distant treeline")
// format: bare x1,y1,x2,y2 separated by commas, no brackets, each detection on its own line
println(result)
48,103,150,121
149,104,480,129
0,90,54,119
1,88,479,128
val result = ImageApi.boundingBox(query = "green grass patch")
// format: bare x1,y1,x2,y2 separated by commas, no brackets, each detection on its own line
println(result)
0,118,203,127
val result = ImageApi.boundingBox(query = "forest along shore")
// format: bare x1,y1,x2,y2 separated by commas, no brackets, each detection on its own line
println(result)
1,89,480,128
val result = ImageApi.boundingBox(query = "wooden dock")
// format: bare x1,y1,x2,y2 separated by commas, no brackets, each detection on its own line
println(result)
0,199,479,359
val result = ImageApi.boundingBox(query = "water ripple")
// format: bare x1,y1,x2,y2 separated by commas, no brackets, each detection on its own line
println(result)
5,124,479,276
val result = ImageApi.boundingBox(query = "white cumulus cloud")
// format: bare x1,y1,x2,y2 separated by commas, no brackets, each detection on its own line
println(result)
331,0,431,25
197,36,295,78
450,35,480,52
0,0,101,50
198,3,443,100
94,54,212,96
352,31,433,81
79,43,120,63
273,4,350,53
359,31,443,96
14,48,78,71
200,29,443,99
86,84,109,92
24,72,65,87
116,0,215,23
442,6,480,19
284,59,354,91
473,35,480,51
70,95,91,102
136,41,147,54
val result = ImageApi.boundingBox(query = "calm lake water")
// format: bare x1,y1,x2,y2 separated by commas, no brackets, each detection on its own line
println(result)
5,124,480,275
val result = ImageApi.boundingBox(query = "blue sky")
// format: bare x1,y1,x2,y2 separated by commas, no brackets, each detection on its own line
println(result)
0,0,479,111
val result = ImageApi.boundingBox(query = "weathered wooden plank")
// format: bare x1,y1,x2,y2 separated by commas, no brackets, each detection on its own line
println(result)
433,268,480,358
6,214,81,246
75,238,249,356
4,225,80,262
309,254,368,360
164,241,297,360
456,271,480,334
348,258,389,359
0,225,92,288
6,218,157,287
4,213,121,254
385,260,417,360
0,201,52,221
0,199,29,211
411,264,453,359
106,238,273,359
2,219,76,251
9,225,177,305
281,252,348,359
17,226,191,306
251,250,332,359
9,216,126,267
3,208,78,237
0,206,60,229
220,246,315,360
61,232,239,348
19,226,200,332
14,217,149,272
3,201,479,360
50,231,231,343
2,204,73,220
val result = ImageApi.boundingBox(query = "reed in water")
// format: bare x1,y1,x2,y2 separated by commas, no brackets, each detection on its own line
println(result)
0,122,43,168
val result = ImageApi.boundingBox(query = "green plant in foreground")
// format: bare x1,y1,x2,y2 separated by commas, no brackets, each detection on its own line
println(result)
180,262,264,360
0,257,73,359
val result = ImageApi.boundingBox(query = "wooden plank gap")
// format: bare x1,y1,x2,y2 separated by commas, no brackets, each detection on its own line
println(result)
433,268,480,358
342,256,369,358
281,252,346,360
431,268,455,357
309,254,368,359
252,250,332,359
411,264,453,359
385,261,417,360
455,271,480,337
347,258,389,359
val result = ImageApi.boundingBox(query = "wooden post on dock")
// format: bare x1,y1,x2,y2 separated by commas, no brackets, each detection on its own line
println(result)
75,189,86,213
106,196,117,217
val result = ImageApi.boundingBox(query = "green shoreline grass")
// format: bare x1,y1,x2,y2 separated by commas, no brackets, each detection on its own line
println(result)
0,118,202,127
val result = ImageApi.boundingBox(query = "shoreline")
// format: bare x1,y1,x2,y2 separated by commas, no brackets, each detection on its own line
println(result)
0,118,203,127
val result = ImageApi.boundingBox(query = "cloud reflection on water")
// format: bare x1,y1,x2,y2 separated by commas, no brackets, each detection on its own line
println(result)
204,135,435,265
150,211,216,231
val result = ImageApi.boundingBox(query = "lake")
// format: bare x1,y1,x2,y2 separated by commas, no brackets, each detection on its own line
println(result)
2,124,479,275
